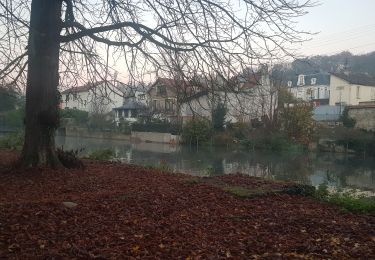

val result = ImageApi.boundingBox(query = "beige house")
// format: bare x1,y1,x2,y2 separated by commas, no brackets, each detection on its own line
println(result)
147,77,194,121
329,73,375,106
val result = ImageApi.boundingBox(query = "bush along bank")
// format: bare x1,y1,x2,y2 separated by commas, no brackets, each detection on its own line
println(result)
315,183,375,214
240,133,306,153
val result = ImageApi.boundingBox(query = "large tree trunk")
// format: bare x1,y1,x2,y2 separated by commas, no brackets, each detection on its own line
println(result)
21,0,63,167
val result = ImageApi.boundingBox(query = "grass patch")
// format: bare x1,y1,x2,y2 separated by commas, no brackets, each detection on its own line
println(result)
223,184,316,199
315,183,375,214
224,186,255,198
87,149,115,160
0,132,24,150
145,161,173,172
184,178,202,186
327,193,375,214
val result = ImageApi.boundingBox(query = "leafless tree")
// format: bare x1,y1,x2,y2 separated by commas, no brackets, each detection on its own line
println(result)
0,0,314,167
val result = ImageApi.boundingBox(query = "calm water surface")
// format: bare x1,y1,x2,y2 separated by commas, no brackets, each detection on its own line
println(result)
56,136,375,192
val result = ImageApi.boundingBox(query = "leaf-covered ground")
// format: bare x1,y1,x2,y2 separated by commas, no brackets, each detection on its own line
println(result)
0,150,374,259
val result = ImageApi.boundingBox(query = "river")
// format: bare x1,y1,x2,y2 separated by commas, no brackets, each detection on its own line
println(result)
56,136,375,192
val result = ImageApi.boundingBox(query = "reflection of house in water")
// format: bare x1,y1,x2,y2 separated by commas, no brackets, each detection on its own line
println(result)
131,142,180,154
223,161,273,178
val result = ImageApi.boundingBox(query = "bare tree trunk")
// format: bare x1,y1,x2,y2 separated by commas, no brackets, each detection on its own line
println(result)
21,0,62,167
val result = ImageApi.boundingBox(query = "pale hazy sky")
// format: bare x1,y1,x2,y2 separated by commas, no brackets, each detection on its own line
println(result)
295,0,375,56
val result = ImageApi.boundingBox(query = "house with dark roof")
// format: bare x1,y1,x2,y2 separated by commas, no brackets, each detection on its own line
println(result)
147,77,195,121
287,72,375,125
287,72,375,107
288,73,331,106
330,73,375,106
113,98,147,125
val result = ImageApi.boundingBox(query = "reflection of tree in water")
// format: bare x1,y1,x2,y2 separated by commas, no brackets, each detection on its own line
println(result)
312,153,375,191
56,137,375,190
212,158,224,175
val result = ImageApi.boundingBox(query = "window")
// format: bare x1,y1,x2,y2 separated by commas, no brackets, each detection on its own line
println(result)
311,78,317,85
139,94,145,100
297,75,305,86
153,100,157,110
356,86,360,99
287,81,292,87
73,93,77,101
65,94,69,102
371,89,375,100
156,85,167,96
165,99,174,111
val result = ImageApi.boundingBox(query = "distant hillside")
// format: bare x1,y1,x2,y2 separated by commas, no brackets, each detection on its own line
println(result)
272,51,375,79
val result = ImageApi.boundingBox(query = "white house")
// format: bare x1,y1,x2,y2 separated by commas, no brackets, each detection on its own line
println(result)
61,81,126,114
288,73,375,106
180,73,277,124
288,73,331,106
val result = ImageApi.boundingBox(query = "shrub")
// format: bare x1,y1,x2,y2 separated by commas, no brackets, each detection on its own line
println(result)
56,148,84,169
205,166,215,176
240,133,303,152
88,114,114,131
88,149,115,160
60,108,89,125
315,183,329,199
226,122,251,139
2,108,24,128
280,103,314,145
335,129,375,157
0,132,24,150
212,132,233,146
182,119,212,145
212,103,227,131
0,86,20,112
341,107,356,128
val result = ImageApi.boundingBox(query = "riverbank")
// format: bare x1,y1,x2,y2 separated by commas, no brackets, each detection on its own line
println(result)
0,150,374,259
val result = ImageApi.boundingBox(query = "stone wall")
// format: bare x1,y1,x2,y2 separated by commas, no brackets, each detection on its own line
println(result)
131,131,181,144
348,105,375,131
57,127,131,141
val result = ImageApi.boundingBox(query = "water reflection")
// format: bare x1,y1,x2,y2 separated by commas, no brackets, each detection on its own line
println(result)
56,136,375,192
